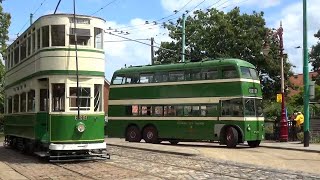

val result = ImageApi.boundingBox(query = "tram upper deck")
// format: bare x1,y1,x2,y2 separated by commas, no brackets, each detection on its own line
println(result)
4,14,106,89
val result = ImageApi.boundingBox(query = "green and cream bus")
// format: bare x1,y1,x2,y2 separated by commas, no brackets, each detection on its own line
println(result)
107,59,264,148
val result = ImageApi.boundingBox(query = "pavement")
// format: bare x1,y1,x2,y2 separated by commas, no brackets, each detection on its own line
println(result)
106,138,320,154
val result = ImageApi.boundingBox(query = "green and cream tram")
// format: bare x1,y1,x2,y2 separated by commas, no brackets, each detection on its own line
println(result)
3,14,108,161
107,59,264,148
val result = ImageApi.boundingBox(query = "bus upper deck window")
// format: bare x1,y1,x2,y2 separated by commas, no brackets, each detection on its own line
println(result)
169,71,184,81
250,68,259,80
241,67,251,79
112,76,124,85
222,67,238,79
140,74,154,83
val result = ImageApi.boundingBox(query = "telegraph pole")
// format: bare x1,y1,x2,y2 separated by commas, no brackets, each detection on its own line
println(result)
30,13,33,25
303,0,310,147
151,37,154,65
182,13,186,62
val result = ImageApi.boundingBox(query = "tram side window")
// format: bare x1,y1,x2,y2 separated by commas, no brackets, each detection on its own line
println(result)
69,87,91,110
27,36,31,57
27,90,35,112
32,32,36,53
13,94,19,113
14,43,19,65
37,29,41,49
140,74,154,83
94,84,102,112
20,92,26,112
20,40,27,61
154,72,168,83
52,84,65,112
169,71,184,82
222,66,238,79
42,26,49,48
40,89,48,112
51,25,65,46
7,97,12,114
94,27,103,49
186,71,201,81
69,28,90,46
10,51,14,68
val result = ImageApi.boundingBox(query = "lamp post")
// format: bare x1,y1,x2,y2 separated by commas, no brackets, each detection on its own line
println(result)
263,22,288,141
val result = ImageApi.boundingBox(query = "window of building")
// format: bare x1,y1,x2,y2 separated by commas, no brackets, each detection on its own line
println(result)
140,74,154,83
20,92,26,112
52,84,65,112
27,90,35,112
69,87,91,110
40,89,48,111
202,69,219,80
222,66,238,79
169,71,184,81
51,25,65,46
27,36,31,56
94,84,102,112
42,26,49,48
8,96,12,114
13,94,19,113
37,29,41,49
94,27,103,49
112,76,124,85
20,40,27,61
32,32,36,53
69,28,90,46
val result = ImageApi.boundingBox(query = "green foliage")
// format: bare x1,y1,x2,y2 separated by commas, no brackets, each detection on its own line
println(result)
0,4,11,113
310,30,320,71
155,7,292,101
262,100,299,121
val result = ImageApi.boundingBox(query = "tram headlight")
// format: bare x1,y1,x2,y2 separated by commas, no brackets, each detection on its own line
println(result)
76,122,86,133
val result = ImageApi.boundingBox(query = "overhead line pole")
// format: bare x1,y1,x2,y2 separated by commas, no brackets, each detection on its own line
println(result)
303,0,310,147
54,0,62,14
151,37,154,65
182,13,186,62
73,0,80,119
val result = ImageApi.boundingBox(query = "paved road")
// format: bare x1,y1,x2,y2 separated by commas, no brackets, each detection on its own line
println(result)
0,142,319,179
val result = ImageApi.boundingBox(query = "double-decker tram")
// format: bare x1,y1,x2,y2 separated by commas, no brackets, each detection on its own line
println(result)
107,59,265,148
3,14,108,161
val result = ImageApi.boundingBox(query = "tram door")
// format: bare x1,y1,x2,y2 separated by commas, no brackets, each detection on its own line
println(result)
38,78,49,140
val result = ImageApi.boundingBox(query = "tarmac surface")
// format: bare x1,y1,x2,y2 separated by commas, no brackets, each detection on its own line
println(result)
0,138,320,179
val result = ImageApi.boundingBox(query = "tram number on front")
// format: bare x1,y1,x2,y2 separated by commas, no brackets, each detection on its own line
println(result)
249,88,258,94
75,115,88,120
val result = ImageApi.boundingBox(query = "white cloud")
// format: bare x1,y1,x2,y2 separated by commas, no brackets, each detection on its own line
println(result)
273,0,320,73
104,19,171,80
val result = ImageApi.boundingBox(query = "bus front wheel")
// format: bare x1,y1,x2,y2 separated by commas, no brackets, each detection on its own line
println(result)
247,140,261,148
143,126,159,143
225,127,238,148
126,126,142,142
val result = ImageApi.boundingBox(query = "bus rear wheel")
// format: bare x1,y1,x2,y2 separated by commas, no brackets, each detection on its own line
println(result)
143,126,159,143
126,126,141,142
225,127,238,148
247,140,261,148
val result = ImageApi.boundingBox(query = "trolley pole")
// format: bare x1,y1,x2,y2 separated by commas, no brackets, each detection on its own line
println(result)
151,37,154,65
278,21,288,142
303,0,310,147
182,13,186,63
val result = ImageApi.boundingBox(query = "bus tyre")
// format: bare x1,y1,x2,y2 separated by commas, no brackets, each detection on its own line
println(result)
143,126,159,143
225,127,238,148
247,140,261,148
126,126,141,142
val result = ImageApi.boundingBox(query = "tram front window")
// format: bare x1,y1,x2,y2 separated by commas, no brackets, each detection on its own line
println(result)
69,87,91,111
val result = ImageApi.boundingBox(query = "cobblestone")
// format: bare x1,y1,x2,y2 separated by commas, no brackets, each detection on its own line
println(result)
0,143,319,179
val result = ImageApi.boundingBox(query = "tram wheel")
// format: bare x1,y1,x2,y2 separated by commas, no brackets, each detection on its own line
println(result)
143,126,159,143
225,127,238,148
126,126,141,142
169,141,179,145
247,140,261,148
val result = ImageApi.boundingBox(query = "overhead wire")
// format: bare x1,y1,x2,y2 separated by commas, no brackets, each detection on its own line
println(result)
17,0,47,35
91,0,120,16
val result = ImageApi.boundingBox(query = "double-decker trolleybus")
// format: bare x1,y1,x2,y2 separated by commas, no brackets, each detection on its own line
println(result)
3,14,108,161
107,59,264,148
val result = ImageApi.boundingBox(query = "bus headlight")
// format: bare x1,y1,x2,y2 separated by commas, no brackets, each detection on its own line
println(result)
76,122,86,133
247,124,251,131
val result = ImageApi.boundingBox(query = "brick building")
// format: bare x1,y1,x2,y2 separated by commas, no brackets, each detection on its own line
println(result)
104,79,110,114
288,72,318,97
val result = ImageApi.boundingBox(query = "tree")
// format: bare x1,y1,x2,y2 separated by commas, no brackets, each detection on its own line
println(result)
0,3,11,113
310,30,320,72
155,7,292,100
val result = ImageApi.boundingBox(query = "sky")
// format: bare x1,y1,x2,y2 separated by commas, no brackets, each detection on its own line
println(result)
2,0,320,80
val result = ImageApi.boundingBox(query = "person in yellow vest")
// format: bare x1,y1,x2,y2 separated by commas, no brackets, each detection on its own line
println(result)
294,112,304,131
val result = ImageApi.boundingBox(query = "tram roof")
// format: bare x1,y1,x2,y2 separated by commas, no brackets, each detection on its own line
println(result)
114,58,256,74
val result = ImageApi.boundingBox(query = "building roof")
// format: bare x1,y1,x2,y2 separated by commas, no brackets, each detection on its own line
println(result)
288,72,318,96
